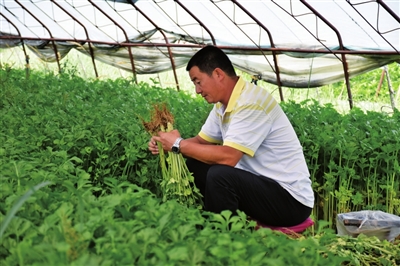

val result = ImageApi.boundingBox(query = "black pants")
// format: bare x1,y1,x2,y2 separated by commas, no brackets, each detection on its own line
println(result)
186,158,312,227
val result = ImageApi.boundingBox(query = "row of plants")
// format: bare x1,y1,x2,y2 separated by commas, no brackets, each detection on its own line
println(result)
328,62,400,101
0,176,354,265
281,100,400,226
1,66,399,264
1,48,399,111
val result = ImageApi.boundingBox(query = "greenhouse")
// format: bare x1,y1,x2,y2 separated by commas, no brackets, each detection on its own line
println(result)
1,0,399,107
1,1,399,265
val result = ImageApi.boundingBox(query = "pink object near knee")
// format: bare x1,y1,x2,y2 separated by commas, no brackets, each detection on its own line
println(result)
255,217,314,233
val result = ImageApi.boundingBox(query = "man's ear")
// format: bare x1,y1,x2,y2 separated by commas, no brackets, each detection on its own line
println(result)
213,68,224,80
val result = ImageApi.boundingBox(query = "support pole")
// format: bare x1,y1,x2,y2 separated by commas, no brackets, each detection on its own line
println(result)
384,65,396,111
375,68,385,100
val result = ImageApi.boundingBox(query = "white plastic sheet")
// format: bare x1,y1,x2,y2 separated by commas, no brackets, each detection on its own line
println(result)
1,0,399,87
337,210,400,242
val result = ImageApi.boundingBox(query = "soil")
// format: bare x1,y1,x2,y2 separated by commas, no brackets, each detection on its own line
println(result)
142,103,174,135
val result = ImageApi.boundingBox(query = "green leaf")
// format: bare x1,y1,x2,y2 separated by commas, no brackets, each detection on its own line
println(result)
167,246,188,261
0,181,52,239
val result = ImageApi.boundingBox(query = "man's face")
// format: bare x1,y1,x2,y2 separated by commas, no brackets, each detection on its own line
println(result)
189,66,220,104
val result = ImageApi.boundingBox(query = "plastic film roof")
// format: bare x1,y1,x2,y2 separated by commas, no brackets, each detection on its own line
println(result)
1,0,399,104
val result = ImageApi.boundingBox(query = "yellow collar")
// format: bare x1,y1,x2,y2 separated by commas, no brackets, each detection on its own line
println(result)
225,76,245,113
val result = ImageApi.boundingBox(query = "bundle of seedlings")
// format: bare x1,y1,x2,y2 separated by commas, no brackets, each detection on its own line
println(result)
142,103,203,208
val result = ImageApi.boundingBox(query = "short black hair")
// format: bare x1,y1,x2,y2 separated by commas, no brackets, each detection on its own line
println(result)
186,45,236,77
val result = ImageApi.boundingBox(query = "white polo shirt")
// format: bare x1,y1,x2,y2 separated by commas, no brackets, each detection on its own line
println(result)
198,77,314,208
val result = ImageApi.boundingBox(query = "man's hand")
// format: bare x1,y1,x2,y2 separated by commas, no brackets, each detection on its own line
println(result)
151,129,181,153
148,136,159,155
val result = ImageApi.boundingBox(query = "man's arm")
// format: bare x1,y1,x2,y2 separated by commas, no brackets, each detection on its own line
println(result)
153,130,243,167
180,136,243,166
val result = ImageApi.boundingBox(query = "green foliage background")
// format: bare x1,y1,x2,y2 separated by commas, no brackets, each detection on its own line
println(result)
0,63,399,265
1,47,399,112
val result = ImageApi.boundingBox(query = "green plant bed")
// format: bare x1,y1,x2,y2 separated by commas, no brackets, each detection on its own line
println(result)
280,99,400,224
1,66,399,265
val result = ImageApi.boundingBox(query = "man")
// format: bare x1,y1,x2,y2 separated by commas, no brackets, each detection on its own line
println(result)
148,45,314,227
